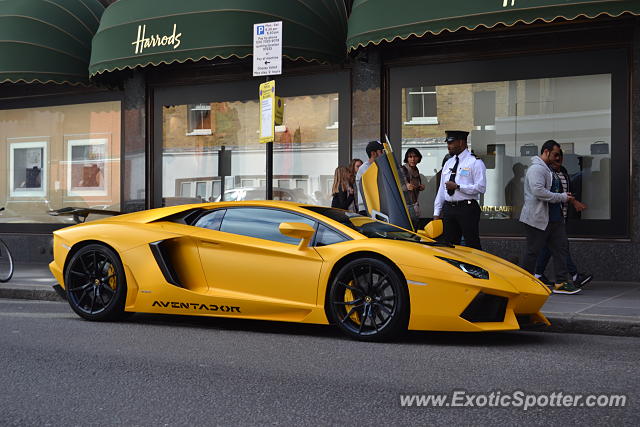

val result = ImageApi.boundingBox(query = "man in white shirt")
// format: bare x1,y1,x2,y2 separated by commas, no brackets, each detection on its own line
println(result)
355,140,384,215
433,130,487,249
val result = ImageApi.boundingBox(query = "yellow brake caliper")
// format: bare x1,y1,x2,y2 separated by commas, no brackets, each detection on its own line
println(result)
344,281,361,324
107,264,117,290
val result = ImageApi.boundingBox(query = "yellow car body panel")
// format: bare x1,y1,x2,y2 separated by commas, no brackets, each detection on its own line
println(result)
50,201,551,334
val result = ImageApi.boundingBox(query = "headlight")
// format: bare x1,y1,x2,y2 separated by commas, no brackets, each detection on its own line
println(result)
436,256,489,280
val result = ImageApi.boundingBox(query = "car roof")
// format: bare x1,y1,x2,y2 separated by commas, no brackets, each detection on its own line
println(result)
96,200,336,226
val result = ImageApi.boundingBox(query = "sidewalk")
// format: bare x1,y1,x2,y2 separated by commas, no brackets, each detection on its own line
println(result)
541,281,640,337
1,263,639,337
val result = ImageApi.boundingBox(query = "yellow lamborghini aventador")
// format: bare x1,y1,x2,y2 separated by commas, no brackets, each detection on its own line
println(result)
49,201,551,341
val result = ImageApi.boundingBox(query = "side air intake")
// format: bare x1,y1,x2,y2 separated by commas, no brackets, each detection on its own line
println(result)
460,292,507,322
149,240,183,287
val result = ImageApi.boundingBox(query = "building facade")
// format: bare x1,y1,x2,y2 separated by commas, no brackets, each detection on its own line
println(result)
1,0,639,280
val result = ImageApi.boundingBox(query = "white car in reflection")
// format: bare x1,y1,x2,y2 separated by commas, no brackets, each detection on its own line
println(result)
215,187,315,204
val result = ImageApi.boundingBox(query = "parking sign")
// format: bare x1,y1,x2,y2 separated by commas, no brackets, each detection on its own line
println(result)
253,21,282,76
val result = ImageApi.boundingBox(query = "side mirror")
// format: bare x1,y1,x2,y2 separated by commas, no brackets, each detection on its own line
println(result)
279,222,315,250
419,219,443,240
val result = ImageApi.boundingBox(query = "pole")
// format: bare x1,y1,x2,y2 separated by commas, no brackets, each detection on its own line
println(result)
266,75,273,200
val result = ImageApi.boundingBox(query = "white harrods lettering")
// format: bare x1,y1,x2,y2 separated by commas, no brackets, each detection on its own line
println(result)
132,24,182,54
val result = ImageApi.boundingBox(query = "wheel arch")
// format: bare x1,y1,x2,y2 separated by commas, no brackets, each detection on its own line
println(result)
63,240,123,285
323,251,408,323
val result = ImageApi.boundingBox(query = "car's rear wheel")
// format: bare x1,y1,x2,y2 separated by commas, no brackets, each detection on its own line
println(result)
64,244,127,321
328,257,409,341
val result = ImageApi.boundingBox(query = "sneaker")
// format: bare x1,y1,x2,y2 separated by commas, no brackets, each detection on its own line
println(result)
574,273,593,288
553,281,581,294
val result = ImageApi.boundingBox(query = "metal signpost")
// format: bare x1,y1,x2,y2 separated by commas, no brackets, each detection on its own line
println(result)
253,21,282,199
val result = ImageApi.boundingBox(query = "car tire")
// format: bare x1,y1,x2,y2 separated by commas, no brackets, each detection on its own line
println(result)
328,257,409,341
64,244,128,321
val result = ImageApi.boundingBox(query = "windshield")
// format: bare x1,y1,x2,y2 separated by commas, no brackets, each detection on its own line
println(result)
303,206,422,242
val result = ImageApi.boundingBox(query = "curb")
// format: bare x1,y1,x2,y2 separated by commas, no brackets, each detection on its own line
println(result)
543,313,640,338
0,286,63,302
1,287,639,338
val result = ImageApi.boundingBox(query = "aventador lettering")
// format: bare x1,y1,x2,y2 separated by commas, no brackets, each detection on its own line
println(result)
132,24,182,54
152,300,241,313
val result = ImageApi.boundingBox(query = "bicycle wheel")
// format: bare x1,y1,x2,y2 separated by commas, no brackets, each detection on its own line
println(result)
0,239,14,282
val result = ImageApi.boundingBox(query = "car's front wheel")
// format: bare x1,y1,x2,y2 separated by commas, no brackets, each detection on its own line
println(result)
328,257,409,341
64,244,127,321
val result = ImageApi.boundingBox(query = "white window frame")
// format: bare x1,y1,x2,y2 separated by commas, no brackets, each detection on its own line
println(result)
186,104,213,136
66,138,109,197
326,96,339,129
211,179,222,199
9,140,48,198
404,87,439,125
180,182,192,197
195,181,207,199
276,179,291,189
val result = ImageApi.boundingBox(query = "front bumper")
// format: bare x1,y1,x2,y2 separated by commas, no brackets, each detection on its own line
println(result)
403,265,550,332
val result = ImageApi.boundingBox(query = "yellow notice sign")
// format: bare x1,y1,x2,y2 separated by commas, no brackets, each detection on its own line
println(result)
259,80,275,143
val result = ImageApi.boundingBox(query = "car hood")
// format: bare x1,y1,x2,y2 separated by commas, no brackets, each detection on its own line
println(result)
359,238,550,296
426,244,549,295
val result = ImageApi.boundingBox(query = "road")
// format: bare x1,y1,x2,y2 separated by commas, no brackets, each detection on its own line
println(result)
1,299,638,426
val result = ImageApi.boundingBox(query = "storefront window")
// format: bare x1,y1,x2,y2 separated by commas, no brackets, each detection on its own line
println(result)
0,101,121,224
158,73,348,207
162,100,266,205
273,93,339,205
400,74,612,221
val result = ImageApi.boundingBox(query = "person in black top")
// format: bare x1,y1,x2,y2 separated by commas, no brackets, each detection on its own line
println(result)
400,148,425,227
331,166,356,211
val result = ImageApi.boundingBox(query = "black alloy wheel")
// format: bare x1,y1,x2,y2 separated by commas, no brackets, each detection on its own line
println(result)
328,257,409,341
64,244,127,321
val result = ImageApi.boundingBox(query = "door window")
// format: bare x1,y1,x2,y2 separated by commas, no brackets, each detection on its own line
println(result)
219,208,315,245
194,209,226,230
314,224,347,246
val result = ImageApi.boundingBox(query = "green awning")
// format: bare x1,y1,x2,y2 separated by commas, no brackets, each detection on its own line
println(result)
0,0,104,85
348,0,640,51
89,0,348,77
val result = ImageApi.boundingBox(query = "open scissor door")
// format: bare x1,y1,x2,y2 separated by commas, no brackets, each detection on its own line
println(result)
359,142,415,231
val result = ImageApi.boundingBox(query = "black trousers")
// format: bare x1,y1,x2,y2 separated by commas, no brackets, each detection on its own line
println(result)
442,200,482,249
522,221,569,283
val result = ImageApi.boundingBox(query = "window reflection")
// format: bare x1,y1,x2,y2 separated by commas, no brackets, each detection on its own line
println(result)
68,138,107,196
401,74,612,220
10,142,46,196
274,93,339,206
0,101,121,224
162,100,265,205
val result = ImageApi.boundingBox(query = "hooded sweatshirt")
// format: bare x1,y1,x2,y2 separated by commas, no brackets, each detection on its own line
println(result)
519,155,568,231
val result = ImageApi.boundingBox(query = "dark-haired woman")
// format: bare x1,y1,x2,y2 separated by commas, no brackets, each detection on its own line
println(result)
401,148,425,224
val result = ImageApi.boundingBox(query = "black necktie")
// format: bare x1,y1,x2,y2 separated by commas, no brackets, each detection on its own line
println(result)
447,155,459,196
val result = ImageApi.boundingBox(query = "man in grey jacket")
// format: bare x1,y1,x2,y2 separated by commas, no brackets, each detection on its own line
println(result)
520,140,580,294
